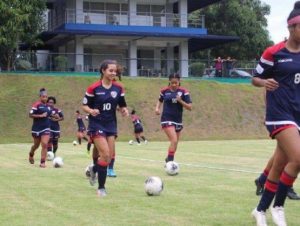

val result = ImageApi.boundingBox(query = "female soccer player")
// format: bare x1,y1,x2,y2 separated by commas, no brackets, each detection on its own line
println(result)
251,2,300,225
75,110,89,145
47,96,64,157
130,109,148,145
82,59,128,197
155,73,192,163
28,88,54,168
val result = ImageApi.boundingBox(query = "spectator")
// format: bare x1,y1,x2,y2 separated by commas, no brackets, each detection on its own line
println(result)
224,56,235,77
214,57,223,77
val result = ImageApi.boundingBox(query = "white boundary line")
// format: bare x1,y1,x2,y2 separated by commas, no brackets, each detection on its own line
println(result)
119,155,260,174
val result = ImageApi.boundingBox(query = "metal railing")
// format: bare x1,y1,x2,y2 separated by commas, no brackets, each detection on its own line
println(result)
3,52,257,78
47,8,205,31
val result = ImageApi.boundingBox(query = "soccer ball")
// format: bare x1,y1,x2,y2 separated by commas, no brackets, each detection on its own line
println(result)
53,156,64,168
128,140,134,145
144,176,163,196
47,151,54,161
165,161,180,176
73,140,77,146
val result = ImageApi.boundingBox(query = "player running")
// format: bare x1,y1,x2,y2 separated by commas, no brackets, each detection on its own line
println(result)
251,2,300,225
75,110,89,145
130,109,148,145
82,59,128,197
47,96,64,157
155,73,192,163
28,88,55,168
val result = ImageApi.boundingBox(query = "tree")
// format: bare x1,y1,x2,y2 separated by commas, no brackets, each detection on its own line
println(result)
194,0,273,60
0,0,46,70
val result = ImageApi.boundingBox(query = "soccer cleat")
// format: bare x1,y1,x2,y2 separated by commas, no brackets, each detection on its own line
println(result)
29,153,34,164
107,168,117,177
39,162,46,168
97,188,107,197
287,187,300,200
251,208,268,226
137,142,141,146
255,178,264,196
165,157,169,163
271,206,287,226
144,140,148,144
88,165,96,186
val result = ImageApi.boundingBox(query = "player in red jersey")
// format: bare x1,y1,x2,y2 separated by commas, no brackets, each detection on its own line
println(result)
28,88,56,168
251,2,300,225
155,73,192,163
82,60,128,197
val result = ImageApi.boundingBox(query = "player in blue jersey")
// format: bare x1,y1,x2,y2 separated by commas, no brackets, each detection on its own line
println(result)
75,110,89,145
28,88,55,168
47,96,64,157
155,73,192,163
82,59,128,197
130,109,148,145
251,2,300,225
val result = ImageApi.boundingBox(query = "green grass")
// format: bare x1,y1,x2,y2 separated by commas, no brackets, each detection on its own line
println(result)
0,74,267,143
1,140,300,226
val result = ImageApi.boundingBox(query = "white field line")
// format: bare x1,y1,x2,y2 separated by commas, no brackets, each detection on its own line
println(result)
118,155,260,174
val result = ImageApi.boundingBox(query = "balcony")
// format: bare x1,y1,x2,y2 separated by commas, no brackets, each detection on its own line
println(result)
47,9,205,31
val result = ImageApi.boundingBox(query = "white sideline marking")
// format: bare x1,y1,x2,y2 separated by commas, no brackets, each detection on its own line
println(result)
119,155,260,174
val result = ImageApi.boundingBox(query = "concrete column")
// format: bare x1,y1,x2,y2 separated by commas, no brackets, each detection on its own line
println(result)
154,48,161,73
128,40,137,77
76,0,83,23
166,44,174,75
128,0,137,25
179,40,189,77
179,0,188,28
75,36,84,72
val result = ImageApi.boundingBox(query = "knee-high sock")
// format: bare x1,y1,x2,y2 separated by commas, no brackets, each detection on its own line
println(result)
167,149,175,161
273,171,296,207
257,179,278,211
52,139,58,154
97,160,108,189
109,154,115,170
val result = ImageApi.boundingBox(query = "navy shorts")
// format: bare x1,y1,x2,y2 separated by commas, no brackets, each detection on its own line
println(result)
50,131,60,139
88,130,117,141
32,129,50,138
161,122,183,133
266,124,297,138
134,124,143,133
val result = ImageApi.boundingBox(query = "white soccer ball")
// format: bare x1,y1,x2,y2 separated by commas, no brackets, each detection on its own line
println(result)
53,156,64,168
144,176,163,196
47,151,55,161
165,161,180,176
73,140,77,146
128,140,134,145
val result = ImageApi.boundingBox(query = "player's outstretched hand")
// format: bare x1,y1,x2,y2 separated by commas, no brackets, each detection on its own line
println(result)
155,109,160,115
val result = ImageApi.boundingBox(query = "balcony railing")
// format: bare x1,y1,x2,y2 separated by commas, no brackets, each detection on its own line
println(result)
47,8,205,31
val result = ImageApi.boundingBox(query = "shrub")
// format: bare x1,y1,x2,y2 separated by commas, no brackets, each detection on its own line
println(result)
54,56,68,71
189,62,206,77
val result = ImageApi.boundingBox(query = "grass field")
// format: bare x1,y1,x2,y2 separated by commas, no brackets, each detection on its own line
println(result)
1,140,300,226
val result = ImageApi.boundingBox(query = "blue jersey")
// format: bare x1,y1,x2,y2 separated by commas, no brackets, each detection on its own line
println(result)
83,80,127,134
254,41,300,129
159,86,192,125
30,101,52,133
49,107,63,132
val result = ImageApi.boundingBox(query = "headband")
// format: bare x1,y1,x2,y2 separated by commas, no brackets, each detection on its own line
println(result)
288,15,300,26
40,90,47,96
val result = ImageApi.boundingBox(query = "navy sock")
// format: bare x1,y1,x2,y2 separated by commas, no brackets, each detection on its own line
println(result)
136,138,140,143
258,173,268,186
273,182,289,207
87,143,92,151
97,164,107,189
109,158,115,170
257,180,277,211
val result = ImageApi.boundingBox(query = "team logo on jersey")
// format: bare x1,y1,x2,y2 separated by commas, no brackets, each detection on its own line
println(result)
177,92,182,97
111,91,117,98
82,97,88,104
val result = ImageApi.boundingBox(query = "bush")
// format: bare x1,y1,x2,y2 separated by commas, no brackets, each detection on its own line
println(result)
15,59,32,70
189,62,206,77
54,56,68,71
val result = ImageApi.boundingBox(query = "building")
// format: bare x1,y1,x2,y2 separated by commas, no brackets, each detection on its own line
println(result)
40,0,238,76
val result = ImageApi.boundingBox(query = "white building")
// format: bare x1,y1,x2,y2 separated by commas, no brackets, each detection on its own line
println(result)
40,0,237,76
